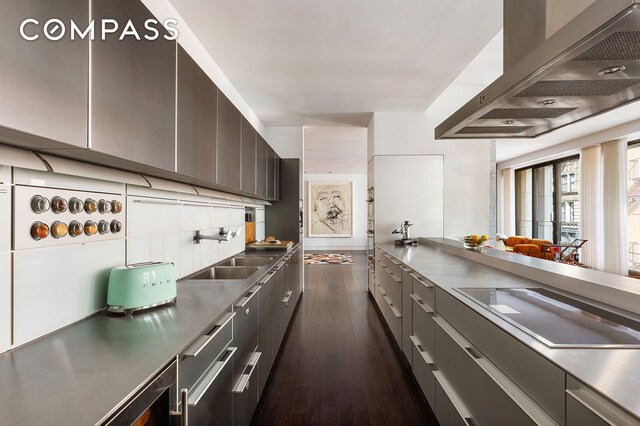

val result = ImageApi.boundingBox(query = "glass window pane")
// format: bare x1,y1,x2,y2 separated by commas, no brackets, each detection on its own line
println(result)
628,144,640,275
534,165,554,242
516,168,533,237
559,159,580,244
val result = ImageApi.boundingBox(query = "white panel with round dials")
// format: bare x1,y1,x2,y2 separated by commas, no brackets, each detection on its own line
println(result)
14,185,125,250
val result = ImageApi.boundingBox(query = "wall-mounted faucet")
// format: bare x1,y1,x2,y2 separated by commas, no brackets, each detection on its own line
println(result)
194,226,243,244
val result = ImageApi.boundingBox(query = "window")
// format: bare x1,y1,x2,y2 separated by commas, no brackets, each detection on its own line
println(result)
515,156,580,243
627,142,640,275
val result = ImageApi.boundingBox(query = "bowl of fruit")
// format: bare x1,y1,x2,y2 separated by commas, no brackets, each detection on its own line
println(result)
463,234,488,249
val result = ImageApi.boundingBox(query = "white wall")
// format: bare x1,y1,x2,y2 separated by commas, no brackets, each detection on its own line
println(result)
304,173,367,250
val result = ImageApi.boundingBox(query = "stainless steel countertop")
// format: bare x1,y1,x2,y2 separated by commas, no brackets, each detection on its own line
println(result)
0,245,298,426
378,240,640,420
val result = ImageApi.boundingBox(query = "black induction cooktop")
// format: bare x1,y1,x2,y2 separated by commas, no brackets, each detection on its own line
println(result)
455,287,640,348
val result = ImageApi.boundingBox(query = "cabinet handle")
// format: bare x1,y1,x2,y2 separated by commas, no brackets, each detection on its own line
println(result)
233,352,262,393
399,265,411,273
386,269,402,283
383,253,401,265
376,284,387,296
188,346,237,406
434,317,556,424
183,312,235,358
410,273,432,287
433,371,475,426
133,199,181,206
170,388,189,426
282,290,293,304
410,293,434,313
0,189,7,194
276,261,285,269
382,294,402,318
259,270,277,284
566,389,634,425
409,335,434,365
235,285,261,308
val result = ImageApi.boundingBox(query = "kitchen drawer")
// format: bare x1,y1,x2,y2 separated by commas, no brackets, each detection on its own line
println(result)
374,258,386,286
411,272,434,310
381,252,402,277
566,376,640,426
380,266,402,309
376,284,402,347
368,265,375,295
436,287,565,424
434,316,557,426
401,267,413,365
411,335,435,407
412,298,435,360
374,247,385,261
434,370,473,426
179,310,234,391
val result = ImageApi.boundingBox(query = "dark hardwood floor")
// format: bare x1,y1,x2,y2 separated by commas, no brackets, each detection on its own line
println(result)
252,250,437,426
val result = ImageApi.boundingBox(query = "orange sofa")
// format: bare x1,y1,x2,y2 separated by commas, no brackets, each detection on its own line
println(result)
503,236,554,260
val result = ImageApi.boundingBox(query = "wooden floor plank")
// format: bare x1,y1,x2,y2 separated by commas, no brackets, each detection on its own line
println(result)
253,251,437,426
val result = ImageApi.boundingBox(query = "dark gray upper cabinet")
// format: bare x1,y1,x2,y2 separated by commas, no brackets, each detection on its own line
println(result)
241,118,257,194
274,153,281,200
266,145,275,199
176,46,217,182
0,0,88,148
90,0,176,172
216,90,241,189
256,135,268,197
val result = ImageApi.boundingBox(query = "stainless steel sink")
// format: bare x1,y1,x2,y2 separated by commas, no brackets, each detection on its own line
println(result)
218,256,274,267
188,266,260,280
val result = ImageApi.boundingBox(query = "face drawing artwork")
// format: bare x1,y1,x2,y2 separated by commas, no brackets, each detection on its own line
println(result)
309,183,352,236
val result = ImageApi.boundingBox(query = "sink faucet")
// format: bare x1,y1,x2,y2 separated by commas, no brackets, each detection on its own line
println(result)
194,226,243,244
194,228,230,244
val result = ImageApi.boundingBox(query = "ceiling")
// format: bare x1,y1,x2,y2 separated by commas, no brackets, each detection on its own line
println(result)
168,0,503,126
304,127,368,174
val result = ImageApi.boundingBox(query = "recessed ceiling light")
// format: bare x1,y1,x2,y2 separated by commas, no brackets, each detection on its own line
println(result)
501,120,514,125
539,99,557,106
598,65,625,76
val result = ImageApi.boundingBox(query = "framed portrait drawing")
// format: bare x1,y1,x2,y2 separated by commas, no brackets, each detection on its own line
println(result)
308,181,352,237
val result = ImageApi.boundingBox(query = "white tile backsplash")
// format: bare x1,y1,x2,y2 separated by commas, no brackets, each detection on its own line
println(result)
13,239,125,346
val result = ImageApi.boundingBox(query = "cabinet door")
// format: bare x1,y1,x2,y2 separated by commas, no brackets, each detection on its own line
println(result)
266,145,275,199
256,135,267,197
0,0,88,148
274,153,281,200
217,90,241,189
258,270,278,397
91,0,176,171
176,46,216,182
241,118,256,194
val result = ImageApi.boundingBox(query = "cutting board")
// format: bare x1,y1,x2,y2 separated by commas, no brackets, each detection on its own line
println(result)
247,240,293,249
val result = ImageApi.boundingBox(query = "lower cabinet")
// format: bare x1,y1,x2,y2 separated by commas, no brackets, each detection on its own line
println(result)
566,376,640,426
178,310,235,426
257,267,280,398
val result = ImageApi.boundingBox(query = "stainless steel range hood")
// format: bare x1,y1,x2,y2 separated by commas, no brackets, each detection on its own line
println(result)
436,0,640,139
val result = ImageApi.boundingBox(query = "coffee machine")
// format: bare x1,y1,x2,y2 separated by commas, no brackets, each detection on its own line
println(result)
392,221,417,246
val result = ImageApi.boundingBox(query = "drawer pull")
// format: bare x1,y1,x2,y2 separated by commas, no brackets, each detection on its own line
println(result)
233,352,262,393
433,370,474,424
383,253,402,266
259,270,277,284
235,285,261,308
183,312,235,358
188,346,236,406
282,290,293,304
383,294,402,318
399,265,412,273
133,199,181,206
410,273,433,287
387,270,402,283
410,293,434,313
409,335,434,364
566,388,636,425
376,284,387,296
434,316,557,425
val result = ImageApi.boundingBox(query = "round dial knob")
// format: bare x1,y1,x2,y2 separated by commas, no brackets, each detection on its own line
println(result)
68,197,84,214
84,199,97,214
51,221,68,239
98,199,112,214
98,220,110,235
30,222,49,240
84,221,98,236
110,220,123,234
30,195,50,214
111,200,122,214
68,220,83,237
50,197,68,214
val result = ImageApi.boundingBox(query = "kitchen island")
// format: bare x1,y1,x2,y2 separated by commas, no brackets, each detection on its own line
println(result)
375,238,640,425
0,244,302,425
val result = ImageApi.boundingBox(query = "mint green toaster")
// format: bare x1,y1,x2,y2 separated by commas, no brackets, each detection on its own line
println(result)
107,262,177,315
